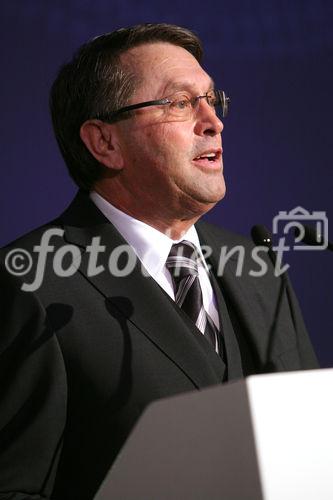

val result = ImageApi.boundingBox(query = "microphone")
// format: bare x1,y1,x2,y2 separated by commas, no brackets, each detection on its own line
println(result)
294,224,333,252
251,224,276,265
251,225,273,248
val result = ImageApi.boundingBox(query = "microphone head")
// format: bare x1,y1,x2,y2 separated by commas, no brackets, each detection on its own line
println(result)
251,225,273,249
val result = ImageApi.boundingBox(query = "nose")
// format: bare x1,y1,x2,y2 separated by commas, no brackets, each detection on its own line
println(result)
193,99,224,137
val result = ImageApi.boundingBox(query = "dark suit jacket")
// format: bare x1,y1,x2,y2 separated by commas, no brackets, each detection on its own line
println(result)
0,192,318,499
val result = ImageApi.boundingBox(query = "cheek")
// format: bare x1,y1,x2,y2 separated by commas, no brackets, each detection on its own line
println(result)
153,126,193,161
124,121,193,166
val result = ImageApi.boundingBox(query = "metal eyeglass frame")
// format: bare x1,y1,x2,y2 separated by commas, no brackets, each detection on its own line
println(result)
98,89,230,123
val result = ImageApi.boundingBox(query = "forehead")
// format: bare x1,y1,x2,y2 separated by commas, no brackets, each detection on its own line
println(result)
120,42,212,98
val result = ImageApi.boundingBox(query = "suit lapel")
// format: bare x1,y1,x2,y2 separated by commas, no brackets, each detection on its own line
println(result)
197,221,289,371
60,192,222,389
209,271,243,380
197,223,246,380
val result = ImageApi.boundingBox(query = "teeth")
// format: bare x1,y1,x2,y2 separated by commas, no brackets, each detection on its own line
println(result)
194,152,216,160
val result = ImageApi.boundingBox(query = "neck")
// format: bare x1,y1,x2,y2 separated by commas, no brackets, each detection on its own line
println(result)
93,185,209,240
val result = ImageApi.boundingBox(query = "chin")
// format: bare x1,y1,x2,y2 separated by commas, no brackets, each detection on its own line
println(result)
176,175,226,208
202,181,226,204
189,187,226,214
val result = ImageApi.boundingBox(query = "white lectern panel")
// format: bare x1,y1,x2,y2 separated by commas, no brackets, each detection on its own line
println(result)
248,368,333,500
95,369,333,500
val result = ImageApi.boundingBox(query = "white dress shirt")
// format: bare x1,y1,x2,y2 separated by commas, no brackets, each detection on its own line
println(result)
90,191,220,331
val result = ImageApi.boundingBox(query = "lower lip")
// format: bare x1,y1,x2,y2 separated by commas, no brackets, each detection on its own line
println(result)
192,157,222,170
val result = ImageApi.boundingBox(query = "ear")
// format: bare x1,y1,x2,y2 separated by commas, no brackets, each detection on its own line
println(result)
80,119,124,171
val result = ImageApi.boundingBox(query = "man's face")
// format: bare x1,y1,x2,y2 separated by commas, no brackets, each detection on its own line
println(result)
115,42,226,221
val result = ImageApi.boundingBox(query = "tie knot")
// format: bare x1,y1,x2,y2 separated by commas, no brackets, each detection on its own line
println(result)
166,241,200,280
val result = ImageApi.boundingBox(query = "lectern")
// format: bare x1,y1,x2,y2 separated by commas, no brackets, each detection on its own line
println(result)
94,369,333,500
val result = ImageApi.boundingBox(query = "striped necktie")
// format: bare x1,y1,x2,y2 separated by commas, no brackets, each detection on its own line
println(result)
166,240,219,353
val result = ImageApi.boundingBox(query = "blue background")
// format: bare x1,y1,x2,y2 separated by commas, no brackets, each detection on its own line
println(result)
1,1,332,366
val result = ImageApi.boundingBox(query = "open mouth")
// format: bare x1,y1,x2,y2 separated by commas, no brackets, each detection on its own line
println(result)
192,149,222,168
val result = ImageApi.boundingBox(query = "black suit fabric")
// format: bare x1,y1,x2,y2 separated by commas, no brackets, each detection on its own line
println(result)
0,191,318,499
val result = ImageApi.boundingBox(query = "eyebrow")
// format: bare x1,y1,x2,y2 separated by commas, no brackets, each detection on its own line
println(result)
162,78,215,96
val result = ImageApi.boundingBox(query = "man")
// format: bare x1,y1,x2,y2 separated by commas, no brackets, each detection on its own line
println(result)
0,24,318,500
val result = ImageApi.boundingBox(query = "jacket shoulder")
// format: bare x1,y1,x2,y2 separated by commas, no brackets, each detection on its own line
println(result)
1,217,63,251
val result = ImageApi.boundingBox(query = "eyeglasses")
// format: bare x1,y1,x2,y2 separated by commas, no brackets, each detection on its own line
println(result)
98,89,230,123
